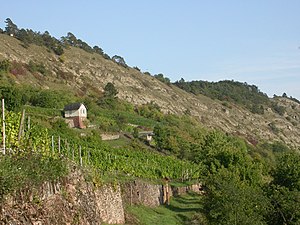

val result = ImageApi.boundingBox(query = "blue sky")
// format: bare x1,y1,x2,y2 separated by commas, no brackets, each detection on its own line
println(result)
1,0,300,99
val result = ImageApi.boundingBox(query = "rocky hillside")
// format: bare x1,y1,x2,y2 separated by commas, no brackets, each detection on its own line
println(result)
0,33,300,147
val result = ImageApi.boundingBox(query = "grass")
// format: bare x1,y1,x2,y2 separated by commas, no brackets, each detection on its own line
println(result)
95,108,158,128
104,135,131,148
24,105,62,117
126,192,204,225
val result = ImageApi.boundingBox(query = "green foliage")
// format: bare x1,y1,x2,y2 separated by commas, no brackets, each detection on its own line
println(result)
0,85,24,111
174,80,270,113
153,125,170,151
195,131,263,184
98,83,119,110
1,111,21,149
4,18,19,36
27,60,48,75
4,18,65,55
133,127,139,138
0,153,68,201
268,122,279,134
251,104,264,114
265,152,300,224
30,89,74,109
204,168,270,225
271,102,286,116
136,102,163,121
0,59,11,73
112,55,128,68
127,193,204,225
272,152,300,190
61,32,110,57
154,73,171,84
133,66,141,71
267,185,300,225
2,19,109,57
0,110,52,153
104,82,118,98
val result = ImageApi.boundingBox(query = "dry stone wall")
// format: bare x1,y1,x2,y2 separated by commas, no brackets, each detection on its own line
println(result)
0,169,125,225
0,168,203,224
121,180,164,207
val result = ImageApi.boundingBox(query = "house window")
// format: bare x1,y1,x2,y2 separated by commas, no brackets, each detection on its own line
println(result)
82,109,85,114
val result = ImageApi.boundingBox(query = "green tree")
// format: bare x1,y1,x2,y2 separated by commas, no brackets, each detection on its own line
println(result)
153,125,170,151
0,86,23,111
272,152,300,190
93,45,104,55
204,168,270,225
98,83,119,109
267,185,300,225
266,152,300,224
112,55,127,67
133,127,139,139
154,73,171,84
0,59,11,73
4,18,19,36
104,82,118,98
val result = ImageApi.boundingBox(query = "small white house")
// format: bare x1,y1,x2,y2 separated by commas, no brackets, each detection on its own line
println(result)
64,103,87,129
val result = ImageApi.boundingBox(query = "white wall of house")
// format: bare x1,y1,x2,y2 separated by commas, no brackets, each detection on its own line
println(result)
65,104,87,118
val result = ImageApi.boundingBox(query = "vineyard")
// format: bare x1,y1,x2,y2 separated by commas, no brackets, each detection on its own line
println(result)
0,109,202,183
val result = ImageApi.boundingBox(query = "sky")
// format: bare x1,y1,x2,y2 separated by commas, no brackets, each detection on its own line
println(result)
1,0,300,99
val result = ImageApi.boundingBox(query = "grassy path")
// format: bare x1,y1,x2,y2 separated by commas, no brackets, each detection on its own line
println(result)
126,193,204,225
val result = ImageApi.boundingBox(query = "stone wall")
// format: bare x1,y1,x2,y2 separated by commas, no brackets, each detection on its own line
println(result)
171,183,204,197
0,169,125,225
0,168,203,224
95,184,124,224
101,134,120,141
121,180,164,207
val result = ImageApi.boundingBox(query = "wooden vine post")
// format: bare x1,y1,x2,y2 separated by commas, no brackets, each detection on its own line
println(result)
79,145,82,166
18,109,26,143
51,136,54,156
58,136,61,154
2,99,5,155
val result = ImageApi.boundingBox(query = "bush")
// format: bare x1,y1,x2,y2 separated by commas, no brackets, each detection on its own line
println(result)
27,60,48,75
0,59,11,73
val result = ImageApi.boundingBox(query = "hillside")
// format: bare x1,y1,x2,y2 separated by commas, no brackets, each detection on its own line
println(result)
2,24,300,225
0,33,300,147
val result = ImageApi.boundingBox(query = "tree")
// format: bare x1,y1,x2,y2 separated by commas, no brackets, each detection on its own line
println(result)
93,45,104,55
4,18,19,36
204,168,270,225
133,127,139,139
104,82,118,98
62,32,77,46
153,125,170,151
0,59,11,73
154,73,171,84
98,83,119,109
266,152,300,225
272,152,300,190
267,185,300,225
0,86,23,111
112,55,127,67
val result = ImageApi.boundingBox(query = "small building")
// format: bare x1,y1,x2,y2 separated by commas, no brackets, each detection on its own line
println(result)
64,103,87,129
138,131,154,142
